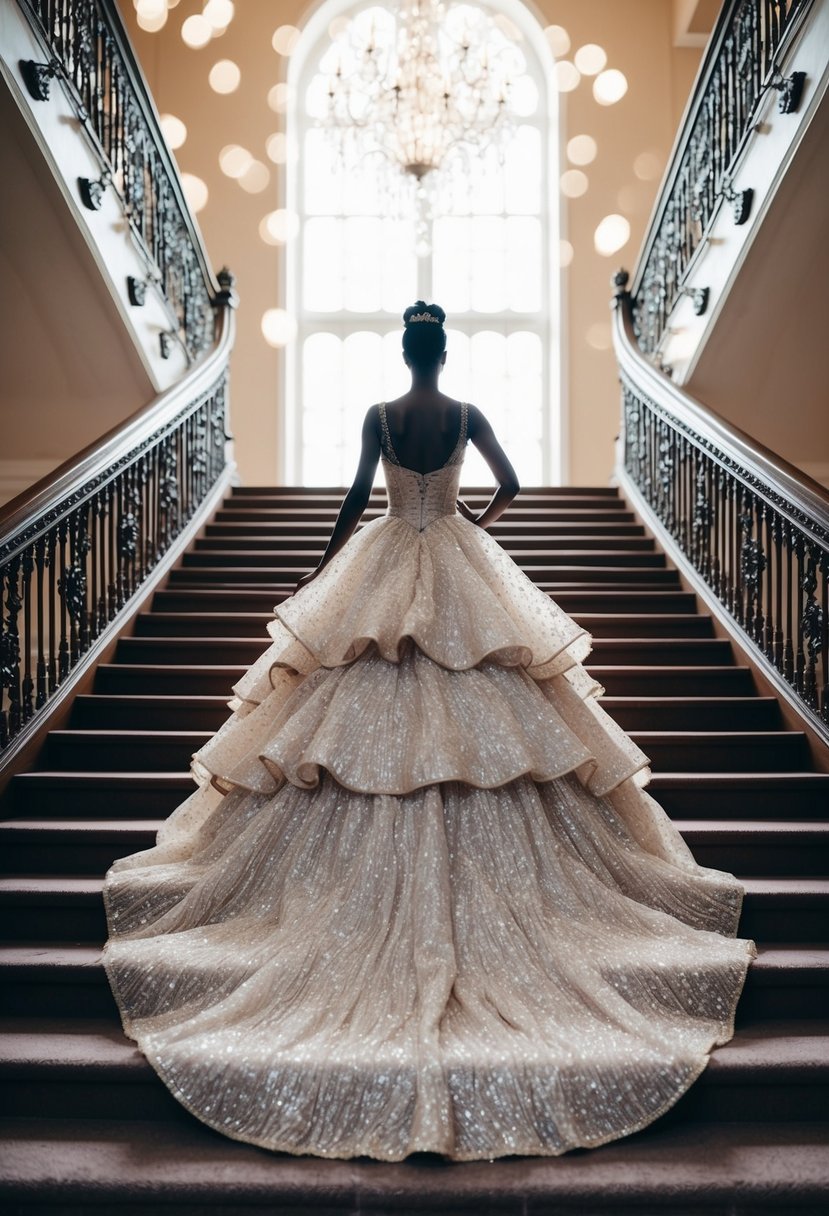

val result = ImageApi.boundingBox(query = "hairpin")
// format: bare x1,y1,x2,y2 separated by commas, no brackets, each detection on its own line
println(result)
408,312,441,324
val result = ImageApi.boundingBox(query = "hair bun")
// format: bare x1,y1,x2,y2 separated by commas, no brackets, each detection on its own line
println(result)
403,301,446,328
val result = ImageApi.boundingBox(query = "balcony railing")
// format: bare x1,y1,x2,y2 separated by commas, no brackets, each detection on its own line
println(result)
631,0,813,361
16,0,216,363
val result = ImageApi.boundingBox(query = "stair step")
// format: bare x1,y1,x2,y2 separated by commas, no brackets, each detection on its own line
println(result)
39,727,809,775
44,732,210,772
229,484,624,497
2,875,826,945
2,811,827,875
180,549,669,570
632,731,809,772
193,535,660,554
167,565,681,586
72,695,230,730
589,666,755,695
213,507,639,524
206,520,650,538
95,664,246,694
67,695,777,729
9,775,193,821
111,636,734,667
11,769,827,823
649,773,829,819
151,587,701,614
94,662,760,698
131,611,716,641
0,942,823,1021
2,1116,827,1215
1,1017,826,1126
602,697,781,730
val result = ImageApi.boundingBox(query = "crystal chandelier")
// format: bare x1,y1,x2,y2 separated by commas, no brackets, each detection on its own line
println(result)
319,2,526,247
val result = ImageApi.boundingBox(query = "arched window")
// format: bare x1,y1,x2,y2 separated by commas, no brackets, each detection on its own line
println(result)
285,0,561,486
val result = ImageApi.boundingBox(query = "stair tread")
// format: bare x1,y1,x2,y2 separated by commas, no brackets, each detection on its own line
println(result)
3,874,828,905
0,1116,827,1205
1,1018,826,1077
1,941,824,970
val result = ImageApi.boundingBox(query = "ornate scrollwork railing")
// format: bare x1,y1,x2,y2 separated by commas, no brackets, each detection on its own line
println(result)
613,279,829,731
0,346,233,754
16,0,215,362
631,0,812,358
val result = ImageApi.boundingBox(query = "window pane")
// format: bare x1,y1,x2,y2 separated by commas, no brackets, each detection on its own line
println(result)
504,125,542,214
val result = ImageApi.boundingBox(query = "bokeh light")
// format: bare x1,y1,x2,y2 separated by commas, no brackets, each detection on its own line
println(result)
267,83,295,113
219,144,253,178
272,25,301,56
560,169,588,198
136,0,166,32
181,14,212,49
593,69,628,105
181,173,208,213
543,25,570,57
209,59,241,94
261,309,298,346
559,239,574,267
203,0,234,32
594,213,631,255
159,113,187,149
259,209,300,245
553,61,580,92
567,134,597,165
586,321,612,350
634,150,663,181
239,160,271,193
574,44,607,75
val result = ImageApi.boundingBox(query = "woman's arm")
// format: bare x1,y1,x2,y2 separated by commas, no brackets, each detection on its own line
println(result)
293,405,381,593
457,404,520,529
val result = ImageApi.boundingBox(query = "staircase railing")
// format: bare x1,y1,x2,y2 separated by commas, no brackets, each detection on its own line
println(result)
613,271,829,735
15,0,215,364
630,0,813,361
613,0,828,738
1,0,238,758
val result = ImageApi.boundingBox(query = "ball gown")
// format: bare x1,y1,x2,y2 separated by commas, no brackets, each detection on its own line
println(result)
101,400,758,1161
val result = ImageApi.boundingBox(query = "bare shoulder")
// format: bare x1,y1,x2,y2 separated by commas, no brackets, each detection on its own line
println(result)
467,403,493,437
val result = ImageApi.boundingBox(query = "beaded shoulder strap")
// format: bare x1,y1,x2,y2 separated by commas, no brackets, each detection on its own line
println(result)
378,402,400,465
450,401,469,460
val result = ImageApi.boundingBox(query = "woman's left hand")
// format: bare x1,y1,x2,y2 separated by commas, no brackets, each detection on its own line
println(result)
293,568,321,595
456,498,479,524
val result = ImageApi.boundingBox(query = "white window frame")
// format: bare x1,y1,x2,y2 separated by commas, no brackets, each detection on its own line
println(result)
284,0,566,485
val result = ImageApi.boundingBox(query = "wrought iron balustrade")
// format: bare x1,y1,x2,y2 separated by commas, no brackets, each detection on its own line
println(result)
0,365,232,753
613,280,829,731
16,0,215,362
631,0,812,359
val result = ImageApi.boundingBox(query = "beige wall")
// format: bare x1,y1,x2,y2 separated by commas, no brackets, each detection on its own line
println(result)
0,79,153,495
117,0,705,486
687,93,829,489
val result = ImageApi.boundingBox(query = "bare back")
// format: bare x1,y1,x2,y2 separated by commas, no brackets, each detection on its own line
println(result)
380,393,465,476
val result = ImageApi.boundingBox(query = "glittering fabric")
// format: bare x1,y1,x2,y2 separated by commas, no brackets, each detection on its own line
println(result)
101,434,757,1161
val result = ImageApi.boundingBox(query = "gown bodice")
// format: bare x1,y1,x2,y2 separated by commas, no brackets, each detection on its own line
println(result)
379,400,468,532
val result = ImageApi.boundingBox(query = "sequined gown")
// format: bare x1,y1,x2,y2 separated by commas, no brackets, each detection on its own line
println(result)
101,401,757,1161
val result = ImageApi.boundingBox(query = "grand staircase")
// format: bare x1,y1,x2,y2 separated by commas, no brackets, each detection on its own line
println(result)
1,483,827,1214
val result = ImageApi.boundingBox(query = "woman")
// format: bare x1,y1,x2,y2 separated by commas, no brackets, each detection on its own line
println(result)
102,301,756,1162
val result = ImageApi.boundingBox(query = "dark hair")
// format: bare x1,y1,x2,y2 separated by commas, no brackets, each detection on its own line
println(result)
402,300,446,371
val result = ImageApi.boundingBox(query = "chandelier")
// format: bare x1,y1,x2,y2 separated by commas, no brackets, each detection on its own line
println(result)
318,2,526,246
